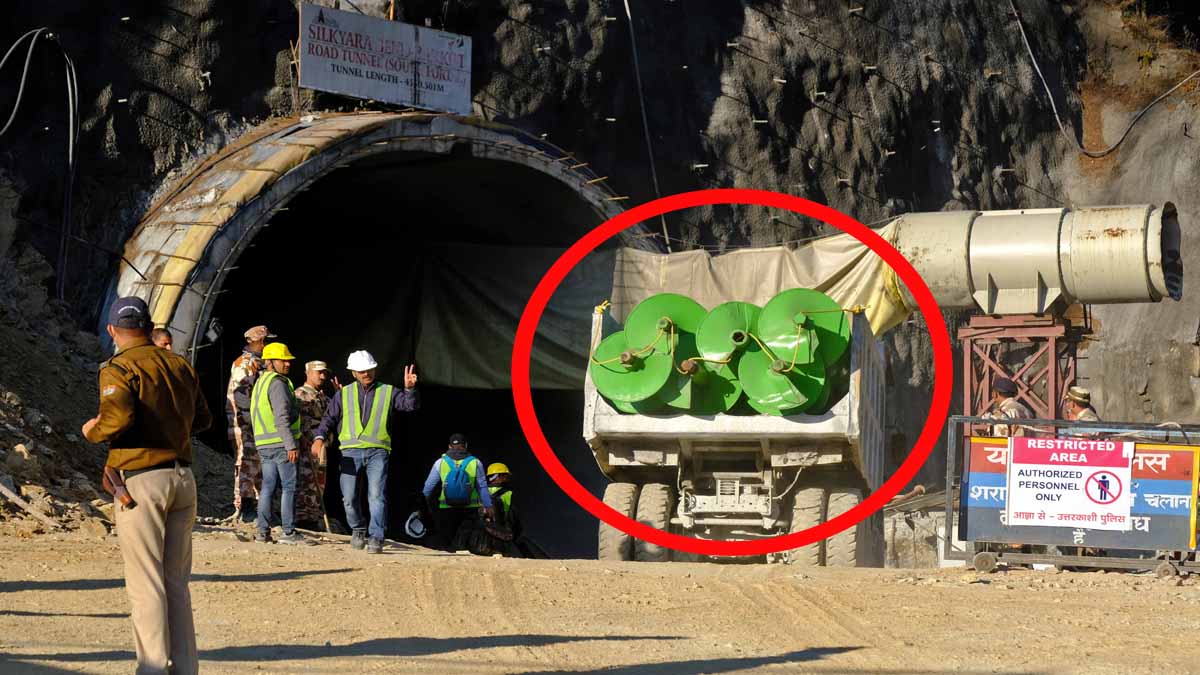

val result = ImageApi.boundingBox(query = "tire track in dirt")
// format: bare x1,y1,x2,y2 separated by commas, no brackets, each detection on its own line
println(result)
738,577,876,650
709,577,875,670
779,581,885,648
488,567,561,670
409,565,437,614
715,578,883,670
718,579,838,646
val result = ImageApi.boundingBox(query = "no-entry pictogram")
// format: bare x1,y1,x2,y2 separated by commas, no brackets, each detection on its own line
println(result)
1085,471,1122,505
1006,437,1135,531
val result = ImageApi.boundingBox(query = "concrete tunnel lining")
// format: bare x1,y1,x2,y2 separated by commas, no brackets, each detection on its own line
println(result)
112,112,656,352
109,112,660,556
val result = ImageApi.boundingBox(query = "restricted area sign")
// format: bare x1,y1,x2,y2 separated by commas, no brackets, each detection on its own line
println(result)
1005,437,1134,531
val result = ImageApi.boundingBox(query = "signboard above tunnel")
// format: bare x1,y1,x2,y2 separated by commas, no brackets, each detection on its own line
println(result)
299,3,471,114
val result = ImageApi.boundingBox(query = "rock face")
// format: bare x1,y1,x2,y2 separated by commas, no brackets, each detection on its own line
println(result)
1063,3,1200,426
0,0,1195,497
1,0,1081,317
0,241,231,535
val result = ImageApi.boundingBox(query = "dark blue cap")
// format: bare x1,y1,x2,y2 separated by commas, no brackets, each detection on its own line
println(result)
109,296,150,329
994,377,1018,396
449,433,467,446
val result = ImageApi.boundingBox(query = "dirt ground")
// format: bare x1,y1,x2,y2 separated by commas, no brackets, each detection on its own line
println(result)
1,527,1198,675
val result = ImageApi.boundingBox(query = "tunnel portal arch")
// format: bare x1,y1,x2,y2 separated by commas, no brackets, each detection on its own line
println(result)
110,111,656,359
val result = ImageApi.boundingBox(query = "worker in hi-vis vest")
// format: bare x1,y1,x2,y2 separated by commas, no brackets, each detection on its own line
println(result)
422,433,494,551
481,462,534,557
250,342,313,546
312,350,419,554
487,463,524,542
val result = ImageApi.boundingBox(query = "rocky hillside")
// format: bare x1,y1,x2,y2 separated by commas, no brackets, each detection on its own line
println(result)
0,244,229,535
0,0,1195,505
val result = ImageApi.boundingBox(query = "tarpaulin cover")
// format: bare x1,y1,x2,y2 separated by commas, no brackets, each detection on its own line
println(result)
415,225,909,390
609,223,909,336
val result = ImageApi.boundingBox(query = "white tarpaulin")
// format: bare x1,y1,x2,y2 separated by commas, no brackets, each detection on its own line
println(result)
609,222,912,336
299,4,471,114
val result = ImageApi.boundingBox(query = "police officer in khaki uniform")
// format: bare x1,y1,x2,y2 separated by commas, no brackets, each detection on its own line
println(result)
1065,386,1100,422
83,297,212,675
981,377,1032,437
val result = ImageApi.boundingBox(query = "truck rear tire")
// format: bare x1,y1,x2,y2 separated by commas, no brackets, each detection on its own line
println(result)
825,487,863,567
787,486,825,567
634,483,674,562
599,483,639,561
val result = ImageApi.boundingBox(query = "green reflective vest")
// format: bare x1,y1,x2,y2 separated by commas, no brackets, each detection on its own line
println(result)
338,382,394,451
250,370,301,448
438,456,481,508
488,485,512,512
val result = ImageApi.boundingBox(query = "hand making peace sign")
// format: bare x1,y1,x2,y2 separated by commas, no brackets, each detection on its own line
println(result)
404,364,418,389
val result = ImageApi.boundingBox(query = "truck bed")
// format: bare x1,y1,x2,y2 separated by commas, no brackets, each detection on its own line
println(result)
583,313,887,490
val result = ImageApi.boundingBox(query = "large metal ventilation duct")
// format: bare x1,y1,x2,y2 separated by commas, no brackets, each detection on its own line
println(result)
892,204,1182,315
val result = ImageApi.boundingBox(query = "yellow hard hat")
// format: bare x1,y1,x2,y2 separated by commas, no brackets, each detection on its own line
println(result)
262,342,296,361
487,463,511,476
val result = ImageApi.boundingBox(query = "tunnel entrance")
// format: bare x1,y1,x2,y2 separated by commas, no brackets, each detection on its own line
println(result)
113,113,657,558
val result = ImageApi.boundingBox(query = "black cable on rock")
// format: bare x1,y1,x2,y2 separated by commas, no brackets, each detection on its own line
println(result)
15,214,147,282
0,28,80,302
621,1,671,253
1009,0,1200,159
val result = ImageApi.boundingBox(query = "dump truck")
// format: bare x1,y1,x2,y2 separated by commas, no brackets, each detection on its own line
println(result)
583,309,886,565
582,203,1181,566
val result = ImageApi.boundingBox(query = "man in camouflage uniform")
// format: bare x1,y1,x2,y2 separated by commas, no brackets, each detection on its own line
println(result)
981,377,1032,437
226,325,274,520
295,360,338,530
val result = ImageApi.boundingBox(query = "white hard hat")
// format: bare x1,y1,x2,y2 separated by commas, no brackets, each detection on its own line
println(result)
346,350,378,371
405,511,426,539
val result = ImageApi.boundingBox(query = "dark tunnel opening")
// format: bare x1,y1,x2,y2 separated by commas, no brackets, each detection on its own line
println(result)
193,149,618,558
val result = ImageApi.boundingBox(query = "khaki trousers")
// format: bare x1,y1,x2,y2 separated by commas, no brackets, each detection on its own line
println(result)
115,465,198,675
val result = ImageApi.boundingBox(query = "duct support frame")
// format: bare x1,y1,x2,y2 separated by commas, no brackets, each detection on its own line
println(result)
959,313,1090,433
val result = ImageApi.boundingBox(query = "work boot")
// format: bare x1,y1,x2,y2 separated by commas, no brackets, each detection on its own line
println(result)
255,530,272,544
240,499,258,524
366,537,384,554
350,529,366,550
278,531,315,546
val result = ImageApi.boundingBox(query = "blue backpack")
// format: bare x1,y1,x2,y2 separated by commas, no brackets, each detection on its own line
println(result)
441,455,477,507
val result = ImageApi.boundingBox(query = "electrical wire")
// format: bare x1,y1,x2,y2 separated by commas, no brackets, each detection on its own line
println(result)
0,28,45,136
650,214,899,252
56,41,80,302
0,28,80,301
621,0,671,253
15,215,147,281
1009,0,1200,159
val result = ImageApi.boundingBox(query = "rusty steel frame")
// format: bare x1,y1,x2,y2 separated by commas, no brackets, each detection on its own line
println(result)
959,314,1087,428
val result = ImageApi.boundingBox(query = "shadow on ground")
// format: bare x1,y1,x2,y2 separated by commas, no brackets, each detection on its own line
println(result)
0,567,354,593
520,647,861,675
0,609,127,619
1,633,681,665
